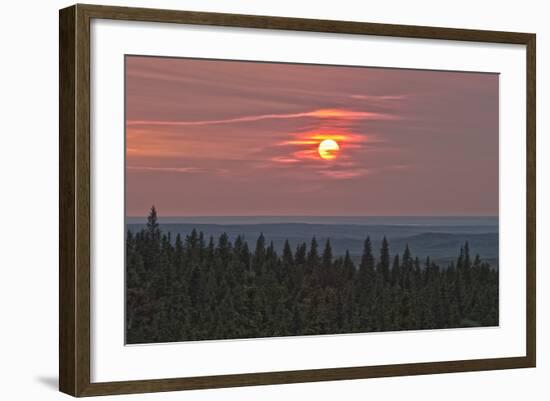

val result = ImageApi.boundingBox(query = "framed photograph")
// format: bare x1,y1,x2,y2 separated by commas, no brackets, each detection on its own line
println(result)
59,4,536,397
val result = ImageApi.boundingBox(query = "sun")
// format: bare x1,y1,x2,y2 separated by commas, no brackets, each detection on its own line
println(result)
318,139,340,160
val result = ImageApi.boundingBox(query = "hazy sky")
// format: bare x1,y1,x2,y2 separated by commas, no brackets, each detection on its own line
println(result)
125,56,498,217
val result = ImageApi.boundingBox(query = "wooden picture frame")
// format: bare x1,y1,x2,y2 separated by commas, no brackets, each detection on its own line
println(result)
59,3,536,397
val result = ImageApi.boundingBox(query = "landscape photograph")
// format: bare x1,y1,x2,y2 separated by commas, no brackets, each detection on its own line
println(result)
125,55,499,344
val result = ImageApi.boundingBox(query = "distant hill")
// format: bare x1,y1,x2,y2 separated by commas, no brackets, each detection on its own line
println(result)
127,222,498,268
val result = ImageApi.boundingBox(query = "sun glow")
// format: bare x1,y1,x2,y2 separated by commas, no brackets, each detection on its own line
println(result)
318,139,340,160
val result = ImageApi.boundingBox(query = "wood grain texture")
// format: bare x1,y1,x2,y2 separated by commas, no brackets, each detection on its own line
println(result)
79,356,533,397
59,5,76,396
525,34,536,367
60,4,92,396
59,3,536,397
75,4,92,396
78,3,533,43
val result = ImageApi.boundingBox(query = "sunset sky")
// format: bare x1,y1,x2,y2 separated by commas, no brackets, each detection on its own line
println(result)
125,56,498,217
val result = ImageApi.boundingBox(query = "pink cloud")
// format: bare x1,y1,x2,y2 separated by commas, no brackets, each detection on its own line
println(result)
126,108,396,127
270,157,301,164
349,94,408,101
320,169,369,179
127,166,227,175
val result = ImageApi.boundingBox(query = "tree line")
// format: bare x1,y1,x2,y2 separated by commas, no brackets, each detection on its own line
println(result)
126,207,498,344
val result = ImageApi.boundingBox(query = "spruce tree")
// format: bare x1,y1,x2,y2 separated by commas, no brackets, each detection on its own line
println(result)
378,236,391,283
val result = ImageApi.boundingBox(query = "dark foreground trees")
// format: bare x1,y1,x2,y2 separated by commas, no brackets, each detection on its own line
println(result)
126,207,498,344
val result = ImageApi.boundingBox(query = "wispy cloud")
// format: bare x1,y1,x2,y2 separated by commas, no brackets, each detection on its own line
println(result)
350,94,407,101
318,163,410,180
127,108,396,127
270,157,301,164
320,169,369,179
127,166,227,174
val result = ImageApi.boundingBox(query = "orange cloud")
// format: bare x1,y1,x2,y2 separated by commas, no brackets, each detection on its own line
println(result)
264,125,377,179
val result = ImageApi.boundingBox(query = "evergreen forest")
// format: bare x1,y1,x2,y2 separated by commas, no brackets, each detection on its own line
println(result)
126,207,499,344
